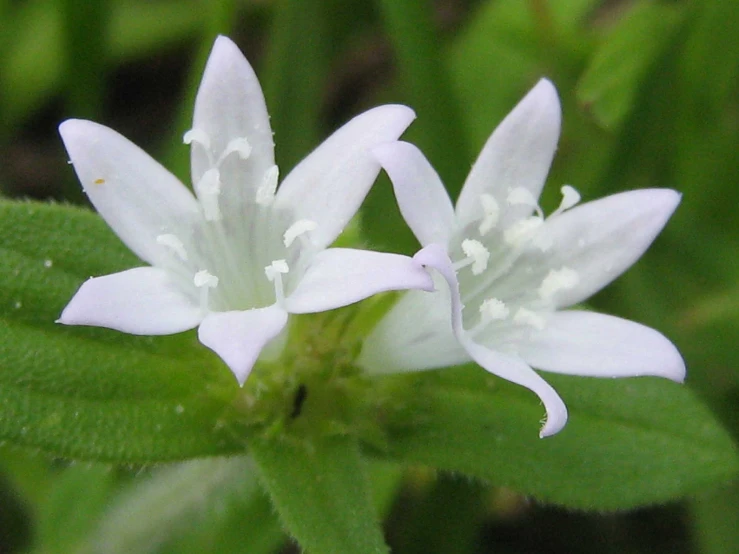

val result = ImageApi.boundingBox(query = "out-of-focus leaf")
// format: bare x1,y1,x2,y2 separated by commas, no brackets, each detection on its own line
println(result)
678,1,739,115
251,435,389,554
577,1,685,130
262,0,329,174
0,0,203,132
108,0,202,62
691,484,739,554
34,464,117,554
377,0,469,189
447,0,599,148
0,201,242,462
81,457,283,554
0,0,63,132
374,370,739,510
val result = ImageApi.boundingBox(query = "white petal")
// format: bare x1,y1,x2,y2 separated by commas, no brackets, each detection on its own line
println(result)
455,79,561,230
462,340,568,437
58,268,202,334
373,141,455,247
59,120,200,266
413,243,567,437
274,105,416,249
198,306,288,385
518,311,686,381
538,189,680,308
191,36,275,197
358,277,470,373
285,248,434,314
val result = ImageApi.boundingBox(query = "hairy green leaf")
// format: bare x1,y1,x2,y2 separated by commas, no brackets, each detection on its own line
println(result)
375,370,739,510
252,435,389,554
0,201,241,462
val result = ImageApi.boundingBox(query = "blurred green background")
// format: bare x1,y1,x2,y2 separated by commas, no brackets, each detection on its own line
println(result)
0,0,737,552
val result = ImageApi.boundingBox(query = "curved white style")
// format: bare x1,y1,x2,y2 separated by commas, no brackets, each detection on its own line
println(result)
359,79,685,437
58,36,433,385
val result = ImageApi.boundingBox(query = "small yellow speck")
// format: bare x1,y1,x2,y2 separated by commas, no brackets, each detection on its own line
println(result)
94,178,105,185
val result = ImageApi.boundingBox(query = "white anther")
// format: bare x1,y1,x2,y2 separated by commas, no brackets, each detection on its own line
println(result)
478,194,500,236
553,185,581,216
507,187,543,218
264,259,289,281
195,168,222,221
183,128,211,150
194,269,219,289
220,137,252,162
283,219,318,247
503,216,544,247
538,267,579,300
193,269,218,312
265,259,289,306
461,239,490,275
479,298,510,322
256,165,279,206
156,234,188,261
513,307,546,330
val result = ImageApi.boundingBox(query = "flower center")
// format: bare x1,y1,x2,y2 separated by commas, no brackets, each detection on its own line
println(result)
450,185,582,346
146,130,321,314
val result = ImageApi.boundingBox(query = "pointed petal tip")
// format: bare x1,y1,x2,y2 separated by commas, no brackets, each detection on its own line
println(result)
198,307,288,387
527,77,561,113
210,34,242,58
58,118,98,144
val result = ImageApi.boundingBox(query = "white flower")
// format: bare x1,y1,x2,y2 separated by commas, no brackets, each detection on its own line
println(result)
57,36,433,384
358,79,685,437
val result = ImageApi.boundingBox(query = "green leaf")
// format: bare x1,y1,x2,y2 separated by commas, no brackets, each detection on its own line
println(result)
375,370,739,511
33,463,117,554
0,201,242,462
82,457,283,554
251,435,389,554
262,0,329,174
577,1,684,129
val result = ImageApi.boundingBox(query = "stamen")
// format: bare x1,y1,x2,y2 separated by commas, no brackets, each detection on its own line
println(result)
156,234,188,261
507,187,543,218
503,216,543,247
461,239,490,275
217,137,252,165
265,259,289,306
513,307,546,330
538,267,579,300
479,297,510,322
193,269,218,312
283,219,318,247
478,193,500,236
183,128,211,150
194,269,219,288
552,185,581,216
195,168,222,221
256,165,279,206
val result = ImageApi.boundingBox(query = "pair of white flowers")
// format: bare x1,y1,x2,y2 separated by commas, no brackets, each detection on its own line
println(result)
59,37,684,437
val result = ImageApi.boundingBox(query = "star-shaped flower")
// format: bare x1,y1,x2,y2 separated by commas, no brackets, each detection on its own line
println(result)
358,79,685,437
58,36,433,384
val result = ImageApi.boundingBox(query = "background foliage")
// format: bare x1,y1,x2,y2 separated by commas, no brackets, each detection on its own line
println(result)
0,0,737,552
